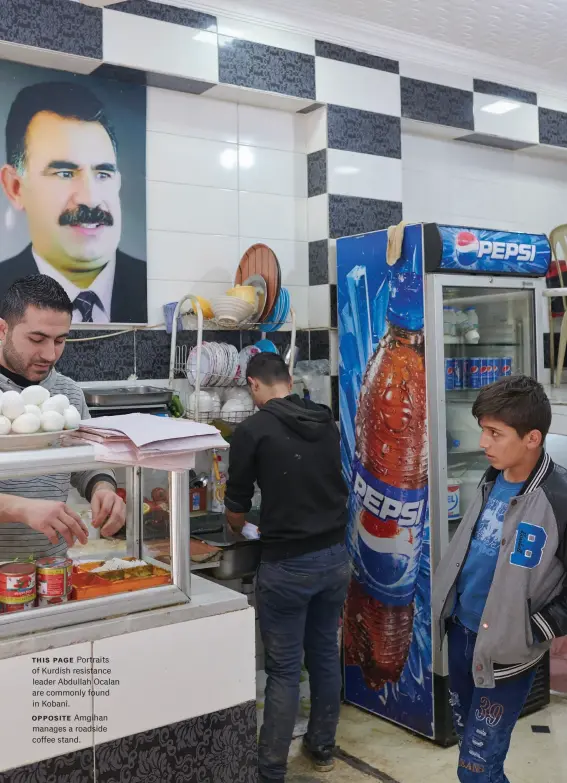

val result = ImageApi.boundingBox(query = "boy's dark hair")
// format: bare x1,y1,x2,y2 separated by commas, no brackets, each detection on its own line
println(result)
472,375,551,440
6,81,117,172
247,352,290,385
0,275,73,325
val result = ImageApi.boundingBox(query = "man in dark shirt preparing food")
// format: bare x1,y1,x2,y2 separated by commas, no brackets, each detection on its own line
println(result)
225,353,349,783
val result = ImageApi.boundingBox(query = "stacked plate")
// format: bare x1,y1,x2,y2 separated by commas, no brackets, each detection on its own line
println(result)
262,288,290,332
186,343,240,387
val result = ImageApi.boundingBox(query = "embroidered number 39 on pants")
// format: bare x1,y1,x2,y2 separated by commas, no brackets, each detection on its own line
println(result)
510,523,547,569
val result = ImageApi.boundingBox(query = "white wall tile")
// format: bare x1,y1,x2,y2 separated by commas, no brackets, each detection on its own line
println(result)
402,130,567,236
399,61,473,92
208,83,314,113
328,238,337,285
307,194,329,241
0,643,93,772
148,231,239,282
327,149,402,201
93,610,255,744
304,106,328,154
147,88,237,143
239,192,307,241
238,147,307,197
315,57,401,116
217,16,315,55
473,94,539,144
147,133,238,189
237,104,306,152
309,284,331,328
148,182,239,235
239,237,308,286
285,285,308,328
538,92,567,114
103,9,219,82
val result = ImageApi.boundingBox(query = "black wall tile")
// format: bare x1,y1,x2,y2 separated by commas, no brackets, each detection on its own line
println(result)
315,40,398,74
309,240,329,285
401,77,474,130
310,330,330,360
0,746,93,782
219,37,316,100
111,0,217,30
327,104,401,158
539,107,567,148
330,285,337,329
329,194,402,239
331,374,339,421
58,330,135,382
97,702,257,782
474,79,536,105
308,150,327,197
0,0,102,59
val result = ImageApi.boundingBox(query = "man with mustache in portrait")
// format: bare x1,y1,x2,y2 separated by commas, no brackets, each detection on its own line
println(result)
0,81,147,324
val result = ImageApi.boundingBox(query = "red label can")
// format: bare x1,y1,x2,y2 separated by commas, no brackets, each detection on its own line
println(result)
37,594,70,608
36,557,73,597
0,563,36,610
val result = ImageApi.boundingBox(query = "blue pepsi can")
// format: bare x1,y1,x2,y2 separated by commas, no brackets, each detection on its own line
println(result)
453,357,464,390
445,358,454,390
500,357,512,377
492,358,502,381
468,358,482,389
480,358,492,386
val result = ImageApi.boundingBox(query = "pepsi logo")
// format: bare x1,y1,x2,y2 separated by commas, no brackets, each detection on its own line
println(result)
455,231,480,267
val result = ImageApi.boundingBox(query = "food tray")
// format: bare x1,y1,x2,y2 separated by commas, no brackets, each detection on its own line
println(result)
84,386,173,408
71,558,170,600
0,429,74,452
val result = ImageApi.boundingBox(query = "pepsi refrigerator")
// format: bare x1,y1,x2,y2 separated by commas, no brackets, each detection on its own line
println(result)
337,223,551,744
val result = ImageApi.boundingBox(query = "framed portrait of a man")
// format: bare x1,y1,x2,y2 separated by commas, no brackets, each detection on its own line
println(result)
0,61,147,324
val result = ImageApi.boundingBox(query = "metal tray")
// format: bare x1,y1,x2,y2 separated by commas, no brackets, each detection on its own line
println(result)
85,386,173,408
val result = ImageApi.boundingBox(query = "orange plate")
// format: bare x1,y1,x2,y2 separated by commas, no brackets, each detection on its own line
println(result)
71,561,170,601
235,243,281,321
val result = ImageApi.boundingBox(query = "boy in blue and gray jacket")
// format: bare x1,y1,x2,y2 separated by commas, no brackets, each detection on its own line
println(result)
433,375,567,782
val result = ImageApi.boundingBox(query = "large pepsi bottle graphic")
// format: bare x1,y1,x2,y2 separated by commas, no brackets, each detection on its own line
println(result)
344,249,428,691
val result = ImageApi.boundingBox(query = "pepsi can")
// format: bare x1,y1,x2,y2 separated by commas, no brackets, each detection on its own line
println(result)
480,358,492,387
453,357,464,390
468,358,482,389
445,358,454,390
500,357,512,377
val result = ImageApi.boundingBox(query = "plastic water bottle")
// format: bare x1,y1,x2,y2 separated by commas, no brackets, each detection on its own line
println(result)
344,253,428,691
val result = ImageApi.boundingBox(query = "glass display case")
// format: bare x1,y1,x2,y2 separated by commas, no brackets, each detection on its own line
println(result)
0,445,191,640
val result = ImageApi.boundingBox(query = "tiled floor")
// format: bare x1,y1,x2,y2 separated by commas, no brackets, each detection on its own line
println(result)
286,695,567,782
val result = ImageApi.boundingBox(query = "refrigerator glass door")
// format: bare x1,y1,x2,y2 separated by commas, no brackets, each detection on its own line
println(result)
426,275,542,572
443,284,536,538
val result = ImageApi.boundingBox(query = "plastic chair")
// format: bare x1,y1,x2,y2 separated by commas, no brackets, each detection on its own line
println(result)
545,226,567,386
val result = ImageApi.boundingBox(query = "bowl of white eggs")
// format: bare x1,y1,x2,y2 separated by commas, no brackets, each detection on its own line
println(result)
0,386,81,451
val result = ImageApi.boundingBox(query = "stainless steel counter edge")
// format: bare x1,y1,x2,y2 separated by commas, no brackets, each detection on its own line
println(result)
0,575,249,660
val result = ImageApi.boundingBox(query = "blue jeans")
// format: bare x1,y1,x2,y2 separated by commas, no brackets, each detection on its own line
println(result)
256,543,350,782
448,619,536,782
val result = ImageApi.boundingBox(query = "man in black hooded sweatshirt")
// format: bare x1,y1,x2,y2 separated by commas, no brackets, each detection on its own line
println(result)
225,352,349,783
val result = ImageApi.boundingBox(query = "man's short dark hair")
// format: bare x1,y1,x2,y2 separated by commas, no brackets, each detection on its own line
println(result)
6,81,117,172
247,352,291,385
472,375,551,440
0,275,73,325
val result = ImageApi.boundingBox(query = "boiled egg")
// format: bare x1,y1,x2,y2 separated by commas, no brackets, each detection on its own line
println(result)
40,410,65,432
42,394,70,415
11,413,41,435
63,406,81,430
0,416,11,435
21,386,50,407
2,391,25,421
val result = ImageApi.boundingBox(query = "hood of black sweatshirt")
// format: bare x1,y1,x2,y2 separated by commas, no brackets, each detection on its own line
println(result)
261,394,334,441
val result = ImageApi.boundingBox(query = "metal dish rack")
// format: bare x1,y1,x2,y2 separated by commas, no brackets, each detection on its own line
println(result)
168,294,297,424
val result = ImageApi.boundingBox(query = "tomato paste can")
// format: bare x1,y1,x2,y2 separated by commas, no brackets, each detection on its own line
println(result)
0,563,36,612
36,556,73,598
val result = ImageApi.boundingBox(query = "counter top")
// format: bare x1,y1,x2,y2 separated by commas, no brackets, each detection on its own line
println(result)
0,574,247,661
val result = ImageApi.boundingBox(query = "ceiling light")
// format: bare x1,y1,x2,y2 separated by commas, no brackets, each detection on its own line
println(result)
335,166,360,175
481,99,522,115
